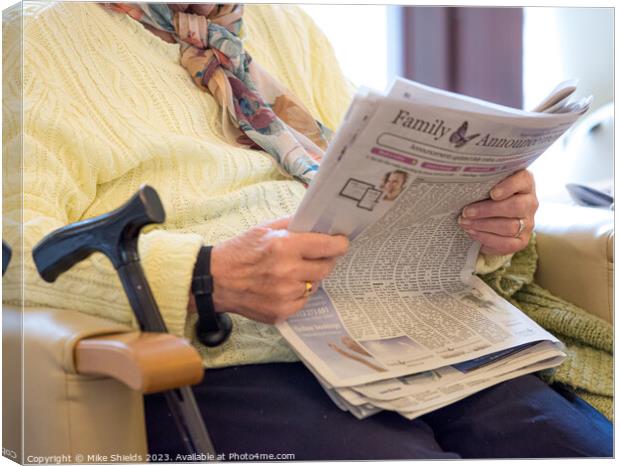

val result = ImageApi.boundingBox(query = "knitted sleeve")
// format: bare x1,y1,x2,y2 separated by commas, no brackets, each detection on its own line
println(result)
3,12,203,337
475,252,514,275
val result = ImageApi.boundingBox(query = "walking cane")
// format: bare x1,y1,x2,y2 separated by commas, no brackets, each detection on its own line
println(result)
3,240,11,276
32,185,217,456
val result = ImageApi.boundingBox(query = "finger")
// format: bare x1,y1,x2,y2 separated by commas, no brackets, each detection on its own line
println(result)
295,233,350,259
459,216,532,237
298,280,320,298
279,296,310,322
290,258,337,281
462,194,537,220
263,216,291,230
466,229,529,256
278,280,319,301
267,293,312,324
490,170,535,201
480,245,515,256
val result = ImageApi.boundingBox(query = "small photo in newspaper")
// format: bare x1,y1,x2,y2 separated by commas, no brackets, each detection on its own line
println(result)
339,178,374,201
357,188,382,210
378,170,408,202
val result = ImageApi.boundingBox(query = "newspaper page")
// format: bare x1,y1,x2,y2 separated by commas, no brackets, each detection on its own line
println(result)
278,78,587,390
350,340,560,401
315,340,562,419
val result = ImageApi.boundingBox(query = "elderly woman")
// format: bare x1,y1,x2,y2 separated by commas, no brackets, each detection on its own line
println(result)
7,1,611,460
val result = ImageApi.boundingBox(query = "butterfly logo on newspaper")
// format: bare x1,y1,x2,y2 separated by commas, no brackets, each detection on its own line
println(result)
449,121,480,148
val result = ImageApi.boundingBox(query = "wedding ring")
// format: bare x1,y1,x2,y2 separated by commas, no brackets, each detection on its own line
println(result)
303,281,313,298
515,218,526,238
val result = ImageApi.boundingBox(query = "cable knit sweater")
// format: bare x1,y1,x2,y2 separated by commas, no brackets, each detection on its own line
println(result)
3,1,507,368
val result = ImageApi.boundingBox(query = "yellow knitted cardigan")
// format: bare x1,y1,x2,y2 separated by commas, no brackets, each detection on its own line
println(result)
3,2,506,368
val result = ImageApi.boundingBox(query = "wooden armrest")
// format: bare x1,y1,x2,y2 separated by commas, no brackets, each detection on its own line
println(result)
75,332,204,393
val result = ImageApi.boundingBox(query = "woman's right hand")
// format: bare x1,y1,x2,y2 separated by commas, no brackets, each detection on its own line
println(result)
209,217,349,324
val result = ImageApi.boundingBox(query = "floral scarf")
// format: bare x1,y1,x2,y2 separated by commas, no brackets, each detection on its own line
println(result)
102,3,332,184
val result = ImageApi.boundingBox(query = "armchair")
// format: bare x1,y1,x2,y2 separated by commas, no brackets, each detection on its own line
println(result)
2,203,613,460
534,202,614,325
2,306,203,462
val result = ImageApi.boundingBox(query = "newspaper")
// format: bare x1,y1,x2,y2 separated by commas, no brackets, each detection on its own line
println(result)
277,78,590,418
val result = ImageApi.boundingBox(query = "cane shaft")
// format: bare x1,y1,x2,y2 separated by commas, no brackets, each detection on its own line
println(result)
165,388,216,456
117,262,168,332
117,261,215,456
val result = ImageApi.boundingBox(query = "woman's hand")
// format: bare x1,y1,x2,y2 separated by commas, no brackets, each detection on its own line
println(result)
458,170,538,256
208,217,349,324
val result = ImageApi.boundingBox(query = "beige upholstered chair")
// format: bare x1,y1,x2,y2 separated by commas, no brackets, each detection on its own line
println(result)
535,203,614,325
2,307,203,462
2,203,613,461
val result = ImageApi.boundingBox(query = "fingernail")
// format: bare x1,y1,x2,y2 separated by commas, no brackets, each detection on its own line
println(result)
463,207,477,218
490,188,503,200
458,216,472,226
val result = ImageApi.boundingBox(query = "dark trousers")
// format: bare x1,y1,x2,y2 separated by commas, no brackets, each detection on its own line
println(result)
144,362,612,460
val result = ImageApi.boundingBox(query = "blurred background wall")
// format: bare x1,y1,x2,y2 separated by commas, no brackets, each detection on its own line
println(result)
301,5,614,202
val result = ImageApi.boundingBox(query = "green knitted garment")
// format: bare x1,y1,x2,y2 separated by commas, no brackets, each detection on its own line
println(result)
481,235,613,421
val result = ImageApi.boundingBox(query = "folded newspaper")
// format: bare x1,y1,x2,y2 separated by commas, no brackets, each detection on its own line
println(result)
276,78,591,420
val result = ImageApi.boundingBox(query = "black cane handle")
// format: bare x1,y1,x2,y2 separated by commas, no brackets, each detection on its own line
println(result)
30,185,215,455
3,241,12,276
33,185,165,282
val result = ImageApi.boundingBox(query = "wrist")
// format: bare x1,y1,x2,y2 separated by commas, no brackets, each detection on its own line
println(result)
209,243,231,314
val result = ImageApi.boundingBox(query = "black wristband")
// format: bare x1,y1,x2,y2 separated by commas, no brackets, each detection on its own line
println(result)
192,246,217,327
191,246,232,347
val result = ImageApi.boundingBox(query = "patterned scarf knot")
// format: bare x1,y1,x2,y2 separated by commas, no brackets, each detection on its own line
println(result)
103,3,332,185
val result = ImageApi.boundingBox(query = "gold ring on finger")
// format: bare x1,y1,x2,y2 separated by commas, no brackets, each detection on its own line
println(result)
303,281,313,298
514,218,526,238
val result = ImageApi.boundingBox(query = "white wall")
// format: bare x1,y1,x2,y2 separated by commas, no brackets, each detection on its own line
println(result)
524,7,614,200
303,5,614,200
300,4,388,92
524,7,613,114
555,8,614,113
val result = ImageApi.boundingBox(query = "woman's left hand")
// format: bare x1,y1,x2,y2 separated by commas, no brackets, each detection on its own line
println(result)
458,170,538,256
